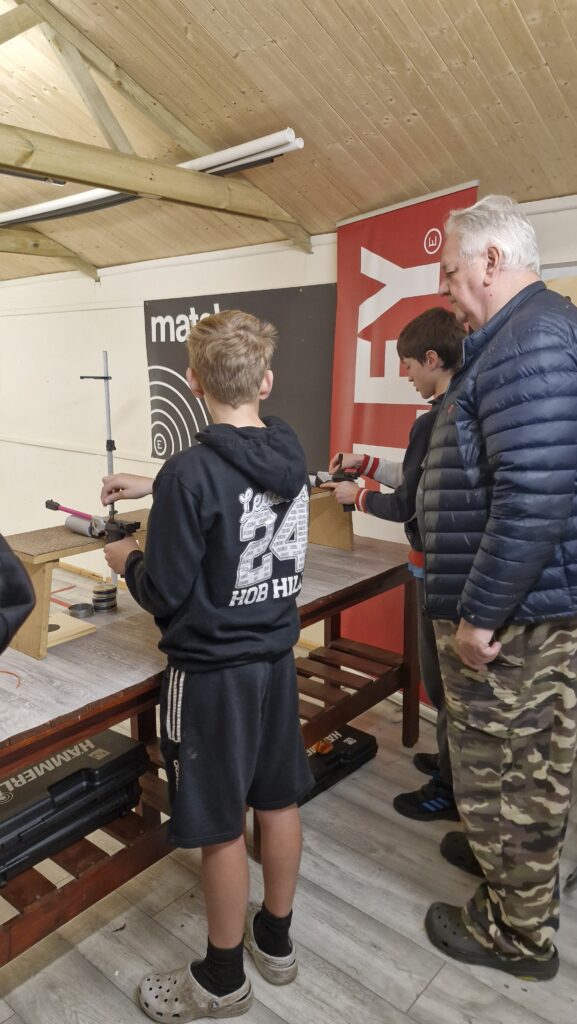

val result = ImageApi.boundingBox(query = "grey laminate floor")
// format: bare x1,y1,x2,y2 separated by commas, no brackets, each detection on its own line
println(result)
0,699,576,1024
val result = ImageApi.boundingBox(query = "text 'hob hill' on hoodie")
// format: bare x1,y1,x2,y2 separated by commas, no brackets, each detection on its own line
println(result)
124,416,309,672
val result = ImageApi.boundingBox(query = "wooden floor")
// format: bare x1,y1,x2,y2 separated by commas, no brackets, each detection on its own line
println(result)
0,698,576,1024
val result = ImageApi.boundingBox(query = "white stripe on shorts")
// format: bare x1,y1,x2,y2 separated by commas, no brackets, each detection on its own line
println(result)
166,667,184,743
175,670,184,743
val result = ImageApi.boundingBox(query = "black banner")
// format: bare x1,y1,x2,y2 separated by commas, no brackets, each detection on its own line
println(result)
143,284,336,472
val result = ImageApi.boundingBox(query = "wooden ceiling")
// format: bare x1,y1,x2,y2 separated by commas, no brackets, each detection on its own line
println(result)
1,0,577,281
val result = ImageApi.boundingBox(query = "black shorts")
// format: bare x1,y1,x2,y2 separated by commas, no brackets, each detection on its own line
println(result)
160,650,314,848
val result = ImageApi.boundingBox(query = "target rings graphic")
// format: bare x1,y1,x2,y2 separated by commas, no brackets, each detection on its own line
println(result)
148,366,208,459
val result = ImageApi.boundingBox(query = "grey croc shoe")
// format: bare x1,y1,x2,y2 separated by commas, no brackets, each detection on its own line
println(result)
425,902,559,981
244,908,298,985
138,965,253,1021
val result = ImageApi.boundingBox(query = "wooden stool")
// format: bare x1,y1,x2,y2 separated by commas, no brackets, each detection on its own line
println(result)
6,509,149,659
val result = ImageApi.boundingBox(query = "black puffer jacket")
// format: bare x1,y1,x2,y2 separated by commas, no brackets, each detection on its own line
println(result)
0,535,35,654
422,281,577,629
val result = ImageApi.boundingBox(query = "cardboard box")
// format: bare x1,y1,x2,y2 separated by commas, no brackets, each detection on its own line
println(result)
309,487,354,550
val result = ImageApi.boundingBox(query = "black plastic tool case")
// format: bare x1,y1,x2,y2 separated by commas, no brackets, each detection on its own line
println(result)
299,725,378,805
0,729,150,884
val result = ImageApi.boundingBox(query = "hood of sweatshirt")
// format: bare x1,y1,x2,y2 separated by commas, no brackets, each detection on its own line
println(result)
196,416,307,499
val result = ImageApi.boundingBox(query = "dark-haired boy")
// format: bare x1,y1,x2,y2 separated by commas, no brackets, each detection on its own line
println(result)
325,306,465,823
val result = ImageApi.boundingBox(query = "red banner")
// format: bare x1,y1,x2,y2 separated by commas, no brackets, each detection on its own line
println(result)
331,183,478,655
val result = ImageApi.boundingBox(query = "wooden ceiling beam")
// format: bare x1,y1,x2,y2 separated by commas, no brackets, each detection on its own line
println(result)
0,3,41,46
16,0,310,251
270,220,313,254
0,226,99,279
17,0,211,156
0,121,301,226
43,27,135,154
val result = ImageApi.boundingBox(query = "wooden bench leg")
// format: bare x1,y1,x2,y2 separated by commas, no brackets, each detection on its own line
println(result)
10,560,56,660
402,578,420,747
324,612,341,645
131,706,162,827
131,706,158,745
252,811,262,863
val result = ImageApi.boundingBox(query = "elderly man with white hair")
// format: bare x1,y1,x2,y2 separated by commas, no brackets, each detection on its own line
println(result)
420,195,577,980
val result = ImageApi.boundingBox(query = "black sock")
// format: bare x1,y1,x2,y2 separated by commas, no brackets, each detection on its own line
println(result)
190,939,245,997
253,903,293,957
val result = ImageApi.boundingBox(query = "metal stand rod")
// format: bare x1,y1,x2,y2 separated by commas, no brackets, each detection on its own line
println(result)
102,352,118,586
80,351,118,585
103,352,115,477
101,354,117,585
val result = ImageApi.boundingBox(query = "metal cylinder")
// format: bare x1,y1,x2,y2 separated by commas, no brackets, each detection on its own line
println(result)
69,603,94,619
65,515,92,537
92,582,117,611
65,514,106,538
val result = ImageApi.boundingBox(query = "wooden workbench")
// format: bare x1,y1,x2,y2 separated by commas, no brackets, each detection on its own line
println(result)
0,536,418,966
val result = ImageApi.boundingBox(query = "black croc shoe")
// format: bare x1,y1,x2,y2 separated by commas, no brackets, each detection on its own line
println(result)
393,776,460,821
440,830,484,877
425,902,559,981
413,752,440,777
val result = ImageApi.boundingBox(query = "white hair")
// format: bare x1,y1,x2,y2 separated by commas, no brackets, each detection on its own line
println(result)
445,195,540,274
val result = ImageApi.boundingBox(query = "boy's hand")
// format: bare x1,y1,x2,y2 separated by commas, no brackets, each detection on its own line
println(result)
321,481,360,506
101,473,154,506
103,537,139,575
328,452,362,475
455,619,502,671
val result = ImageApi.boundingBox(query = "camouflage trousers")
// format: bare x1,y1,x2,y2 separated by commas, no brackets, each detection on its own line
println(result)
434,617,577,960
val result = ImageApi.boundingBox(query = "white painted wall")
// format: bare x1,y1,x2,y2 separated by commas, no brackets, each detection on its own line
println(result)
0,234,336,576
1,192,575,581
520,194,577,271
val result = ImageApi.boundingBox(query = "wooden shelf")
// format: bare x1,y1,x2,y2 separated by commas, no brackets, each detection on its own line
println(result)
297,639,405,747
0,776,171,967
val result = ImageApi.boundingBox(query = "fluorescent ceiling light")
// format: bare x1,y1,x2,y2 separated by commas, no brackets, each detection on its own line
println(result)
0,129,304,226
0,168,67,186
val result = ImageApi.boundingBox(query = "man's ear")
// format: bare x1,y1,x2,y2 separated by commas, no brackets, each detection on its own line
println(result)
186,366,204,398
484,245,501,283
259,369,273,401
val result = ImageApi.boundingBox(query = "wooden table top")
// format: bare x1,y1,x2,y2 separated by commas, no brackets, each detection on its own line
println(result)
0,536,408,748
6,509,150,564
299,536,409,623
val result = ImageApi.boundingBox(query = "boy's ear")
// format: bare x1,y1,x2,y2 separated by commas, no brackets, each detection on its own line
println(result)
259,369,273,401
424,349,442,369
186,366,204,398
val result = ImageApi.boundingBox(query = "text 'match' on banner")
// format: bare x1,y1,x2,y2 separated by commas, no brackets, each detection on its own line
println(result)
331,182,478,655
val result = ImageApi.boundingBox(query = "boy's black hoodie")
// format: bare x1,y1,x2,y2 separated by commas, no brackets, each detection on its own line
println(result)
124,416,309,672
